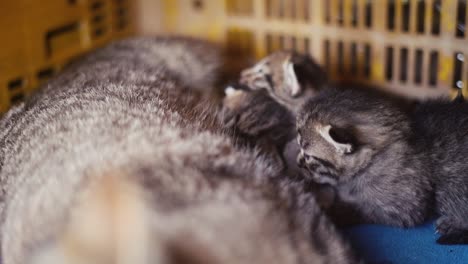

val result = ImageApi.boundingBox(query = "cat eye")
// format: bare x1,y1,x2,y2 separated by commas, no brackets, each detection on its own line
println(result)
304,153,313,162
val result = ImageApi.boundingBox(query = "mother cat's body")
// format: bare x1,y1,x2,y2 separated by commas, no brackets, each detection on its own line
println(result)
0,37,356,264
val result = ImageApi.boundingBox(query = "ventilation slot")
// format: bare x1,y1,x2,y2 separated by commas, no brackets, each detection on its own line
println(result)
227,0,253,15
45,22,79,57
302,0,310,21
365,0,372,28
37,67,55,81
324,40,331,73
337,41,344,74
337,0,344,26
400,48,408,82
431,0,441,35
351,0,358,27
90,1,104,11
324,0,331,24
414,49,424,84
416,0,426,34
350,42,358,75
456,0,466,38
93,28,106,37
114,0,128,31
290,36,297,50
402,1,411,32
386,46,394,81
10,93,25,105
303,37,310,54
227,29,254,56
92,15,105,24
364,44,371,78
453,52,464,89
278,0,285,18
387,0,396,31
278,35,285,49
265,0,272,17
289,0,297,20
429,51,439,86
266,34,273,53
90,1,107,38
8,78,24,91
192,0,203,10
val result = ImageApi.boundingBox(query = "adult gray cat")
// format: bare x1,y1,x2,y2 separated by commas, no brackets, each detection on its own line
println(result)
0,37,358,264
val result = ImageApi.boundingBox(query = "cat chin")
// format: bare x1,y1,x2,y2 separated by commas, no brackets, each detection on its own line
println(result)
313,175,338,186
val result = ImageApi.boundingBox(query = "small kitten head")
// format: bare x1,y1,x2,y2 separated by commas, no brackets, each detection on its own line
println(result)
239,51,327,109
221,84,294,139
296,88,411,185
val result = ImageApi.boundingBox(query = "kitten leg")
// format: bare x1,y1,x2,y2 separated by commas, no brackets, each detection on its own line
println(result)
435,179,468,244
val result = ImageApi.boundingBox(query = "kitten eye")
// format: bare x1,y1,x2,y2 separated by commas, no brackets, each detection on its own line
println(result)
304,153,313,161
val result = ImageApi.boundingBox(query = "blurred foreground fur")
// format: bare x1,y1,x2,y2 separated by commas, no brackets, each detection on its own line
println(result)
0,37,358,263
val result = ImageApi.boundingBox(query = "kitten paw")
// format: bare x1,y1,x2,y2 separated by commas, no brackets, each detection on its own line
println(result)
436,216,459,235
437,232,468,245
436,216,468,244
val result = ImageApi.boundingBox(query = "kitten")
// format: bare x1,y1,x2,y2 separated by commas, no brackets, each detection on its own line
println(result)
296,87,468,244
239,50,327,113
0,37,359,263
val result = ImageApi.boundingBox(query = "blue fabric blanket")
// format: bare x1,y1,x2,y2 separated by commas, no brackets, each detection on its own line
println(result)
345,221,468,264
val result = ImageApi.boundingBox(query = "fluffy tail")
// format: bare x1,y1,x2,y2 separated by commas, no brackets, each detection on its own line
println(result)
29,174,154,264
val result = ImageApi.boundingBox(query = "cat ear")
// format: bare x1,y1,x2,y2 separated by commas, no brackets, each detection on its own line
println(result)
283,60,301,97
317,125,353,154
290,53,328,91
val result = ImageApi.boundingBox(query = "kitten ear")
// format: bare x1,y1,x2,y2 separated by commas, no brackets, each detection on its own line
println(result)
318,125,353,154
283,60,301,97
290,53,328,91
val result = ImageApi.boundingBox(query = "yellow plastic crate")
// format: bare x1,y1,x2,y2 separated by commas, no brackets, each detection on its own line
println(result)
155,0,468,100
0,0,135,113
2,0,467,115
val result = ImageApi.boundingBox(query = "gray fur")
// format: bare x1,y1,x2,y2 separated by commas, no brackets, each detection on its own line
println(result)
297,87,468,244
0,37,358,263
220,85,295,171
